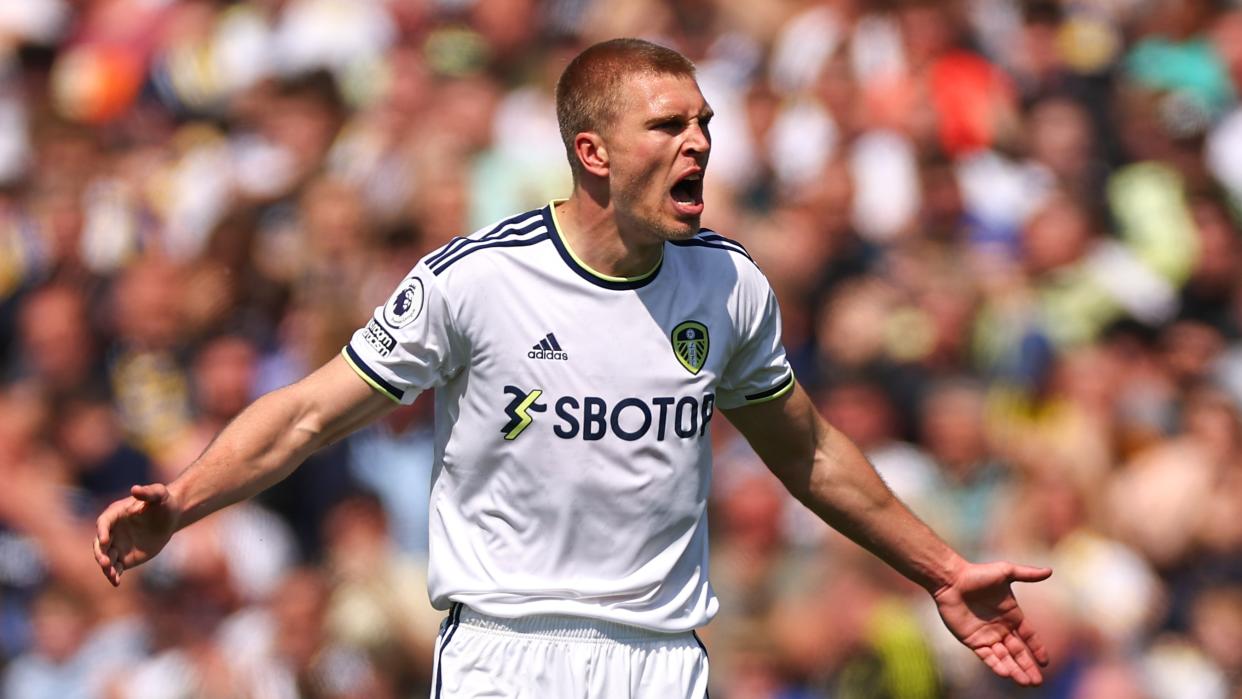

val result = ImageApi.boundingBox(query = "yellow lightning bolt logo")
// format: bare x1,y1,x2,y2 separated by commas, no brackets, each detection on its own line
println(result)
501,386,545,440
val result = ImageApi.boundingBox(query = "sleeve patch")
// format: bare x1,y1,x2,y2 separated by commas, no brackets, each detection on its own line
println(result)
383,278,426,328
362,318,396,357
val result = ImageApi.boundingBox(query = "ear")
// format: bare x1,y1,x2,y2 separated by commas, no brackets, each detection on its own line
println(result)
573,132,609,178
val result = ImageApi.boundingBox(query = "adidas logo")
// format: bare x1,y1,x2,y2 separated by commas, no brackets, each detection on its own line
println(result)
528,333,569,361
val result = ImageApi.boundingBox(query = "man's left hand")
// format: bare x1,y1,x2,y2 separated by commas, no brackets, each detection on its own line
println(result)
933,561,1053,686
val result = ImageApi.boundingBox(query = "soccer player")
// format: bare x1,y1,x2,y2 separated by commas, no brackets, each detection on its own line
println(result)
94,38,1052,697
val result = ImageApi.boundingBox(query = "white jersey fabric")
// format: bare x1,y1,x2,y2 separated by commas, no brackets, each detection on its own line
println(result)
344,201,793,633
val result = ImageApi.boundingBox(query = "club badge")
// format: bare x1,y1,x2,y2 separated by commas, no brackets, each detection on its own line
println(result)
672,320,709,374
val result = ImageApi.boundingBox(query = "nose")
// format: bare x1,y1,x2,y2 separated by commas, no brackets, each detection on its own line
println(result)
684,120,711,158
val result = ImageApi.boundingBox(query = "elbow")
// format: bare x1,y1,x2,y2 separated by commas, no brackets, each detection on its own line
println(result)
801,453,846,508
260,384,326,460
290,403,329,455
785,451,895,527
766,449,824,503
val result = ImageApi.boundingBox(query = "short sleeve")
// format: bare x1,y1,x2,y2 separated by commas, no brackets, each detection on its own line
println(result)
343,261,466,404
716,270,794,410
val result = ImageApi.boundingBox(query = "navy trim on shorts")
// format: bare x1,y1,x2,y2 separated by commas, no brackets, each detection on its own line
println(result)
692,631,709,658
692,631,710,699
434,603,464,699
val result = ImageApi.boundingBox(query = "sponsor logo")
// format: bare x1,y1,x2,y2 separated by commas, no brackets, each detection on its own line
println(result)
362,318,396,356
383,278,425,328
671,320,709,374
501,386,546,440
500,386,714,442
528,332,568,361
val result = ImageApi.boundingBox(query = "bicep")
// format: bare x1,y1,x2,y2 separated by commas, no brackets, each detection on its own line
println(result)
721,381,825,479
722,380,898,525
289,354,403,449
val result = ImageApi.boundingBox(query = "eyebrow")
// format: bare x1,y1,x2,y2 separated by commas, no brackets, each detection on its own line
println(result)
644,108,715,127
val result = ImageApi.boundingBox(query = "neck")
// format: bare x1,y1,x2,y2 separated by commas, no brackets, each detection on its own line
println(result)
555,191,664,278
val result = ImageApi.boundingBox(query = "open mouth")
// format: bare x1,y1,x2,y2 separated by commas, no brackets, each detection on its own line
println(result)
669,172,704,217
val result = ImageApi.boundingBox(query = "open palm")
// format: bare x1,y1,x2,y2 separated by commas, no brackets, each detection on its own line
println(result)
93,483,181,587
933,561,1052,686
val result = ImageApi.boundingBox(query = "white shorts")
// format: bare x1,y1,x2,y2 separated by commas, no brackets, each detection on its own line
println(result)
430,604,711,698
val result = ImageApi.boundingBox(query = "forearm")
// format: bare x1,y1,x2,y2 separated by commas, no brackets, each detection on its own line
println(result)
168,384,324,529
167,357,396,529
784,421,965,593
726,385,966,594
93,356,394,588
726,386,1051,685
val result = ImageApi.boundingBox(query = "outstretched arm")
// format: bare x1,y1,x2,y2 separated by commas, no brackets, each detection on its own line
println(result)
93,354,398,586
723,382,1051,686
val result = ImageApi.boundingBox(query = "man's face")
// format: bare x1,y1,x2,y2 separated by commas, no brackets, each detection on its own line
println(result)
602,72,712,241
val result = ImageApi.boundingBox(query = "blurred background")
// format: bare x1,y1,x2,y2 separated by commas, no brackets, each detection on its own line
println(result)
2,0,1242,697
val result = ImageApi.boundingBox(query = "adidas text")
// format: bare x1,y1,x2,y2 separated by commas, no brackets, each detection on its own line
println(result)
528,350,569,361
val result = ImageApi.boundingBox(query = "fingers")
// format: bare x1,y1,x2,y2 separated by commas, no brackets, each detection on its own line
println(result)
92,534,121,587
91,535,111,573
131,483,169,503
95,498,127,549
94,493,149,587
989,641,1032,686
91,533,114,570
93,503,120,586
975,644,1028,684
1007,564,1053,583
975,646,1007,678
1017,618,1050,666
1003,632,1044,685
972,618,1049,686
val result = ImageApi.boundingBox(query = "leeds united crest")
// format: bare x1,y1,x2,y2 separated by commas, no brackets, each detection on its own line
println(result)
672,320,709,374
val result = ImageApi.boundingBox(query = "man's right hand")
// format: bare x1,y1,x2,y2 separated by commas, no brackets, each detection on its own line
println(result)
93,483,181,587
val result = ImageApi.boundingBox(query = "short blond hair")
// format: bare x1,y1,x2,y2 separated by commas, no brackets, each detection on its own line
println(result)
555,38,696,175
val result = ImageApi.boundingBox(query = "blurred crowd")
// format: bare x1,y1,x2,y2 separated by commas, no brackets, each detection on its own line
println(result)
2,0,1242,697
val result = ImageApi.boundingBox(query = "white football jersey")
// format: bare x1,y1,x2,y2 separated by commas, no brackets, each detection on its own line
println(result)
343,202,792,632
